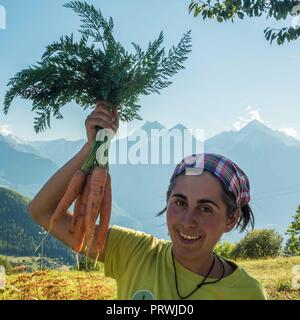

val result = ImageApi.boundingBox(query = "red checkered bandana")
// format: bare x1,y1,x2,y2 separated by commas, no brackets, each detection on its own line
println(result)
170,153,251,208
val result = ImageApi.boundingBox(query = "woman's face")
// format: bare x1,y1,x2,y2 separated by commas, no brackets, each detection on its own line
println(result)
167,171,239,261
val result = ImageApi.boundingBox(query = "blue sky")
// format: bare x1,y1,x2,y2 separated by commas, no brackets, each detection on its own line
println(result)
0,0,300,142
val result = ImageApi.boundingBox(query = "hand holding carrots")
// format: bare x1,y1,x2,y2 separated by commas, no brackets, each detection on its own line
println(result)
47,100,117,260
85,100,120,146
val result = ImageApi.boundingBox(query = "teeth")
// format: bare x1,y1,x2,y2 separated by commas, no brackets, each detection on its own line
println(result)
179,231,201,240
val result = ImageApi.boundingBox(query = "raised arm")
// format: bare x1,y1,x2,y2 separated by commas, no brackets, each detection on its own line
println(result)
28,101,119,261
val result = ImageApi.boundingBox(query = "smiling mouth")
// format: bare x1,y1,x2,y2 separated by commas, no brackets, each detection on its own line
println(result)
177,230,202,241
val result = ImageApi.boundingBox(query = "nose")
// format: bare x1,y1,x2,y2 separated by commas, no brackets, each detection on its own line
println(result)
181,209,197,229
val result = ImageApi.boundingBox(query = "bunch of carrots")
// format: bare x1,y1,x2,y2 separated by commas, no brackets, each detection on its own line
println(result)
48,101,115,264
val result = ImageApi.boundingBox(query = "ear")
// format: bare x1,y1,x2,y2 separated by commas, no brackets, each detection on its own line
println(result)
224,208,240,233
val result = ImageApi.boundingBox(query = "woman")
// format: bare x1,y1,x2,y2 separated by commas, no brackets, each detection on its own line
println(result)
28,102,268,300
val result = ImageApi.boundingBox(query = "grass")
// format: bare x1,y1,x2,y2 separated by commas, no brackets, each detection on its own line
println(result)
0,256,300,300
238,256,300,300
0,255,69,272
0,269,116,300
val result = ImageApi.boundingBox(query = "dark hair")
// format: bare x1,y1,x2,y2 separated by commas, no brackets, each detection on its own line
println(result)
156,170,255,233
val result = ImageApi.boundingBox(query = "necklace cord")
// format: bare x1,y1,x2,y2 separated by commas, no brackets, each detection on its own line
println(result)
171,251,225,300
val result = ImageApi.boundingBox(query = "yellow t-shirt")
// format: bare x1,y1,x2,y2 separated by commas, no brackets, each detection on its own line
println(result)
104,225,268,300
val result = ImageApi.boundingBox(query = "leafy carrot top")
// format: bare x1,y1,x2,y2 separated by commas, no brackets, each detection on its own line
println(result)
3,1,192,133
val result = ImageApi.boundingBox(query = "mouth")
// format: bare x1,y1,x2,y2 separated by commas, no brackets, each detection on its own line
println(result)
176,229,203,244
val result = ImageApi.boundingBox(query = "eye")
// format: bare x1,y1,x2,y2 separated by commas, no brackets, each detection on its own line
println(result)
174,200,186,207
198,206,213,214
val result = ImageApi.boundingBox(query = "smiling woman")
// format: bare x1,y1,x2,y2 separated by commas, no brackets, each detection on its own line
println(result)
159,154,255,280
160,156,255,299
102,153,268,300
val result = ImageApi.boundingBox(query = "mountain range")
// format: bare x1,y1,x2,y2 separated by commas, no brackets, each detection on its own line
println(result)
0,187,74,263
1,120,299,243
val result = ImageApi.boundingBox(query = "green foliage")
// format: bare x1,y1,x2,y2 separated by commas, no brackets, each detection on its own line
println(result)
188,0,300,45
276,279,293,292
74,255,104,272
3,1,192,133
214,241,235,259
231,229,283,259
285,205,300,256
0,187,74,264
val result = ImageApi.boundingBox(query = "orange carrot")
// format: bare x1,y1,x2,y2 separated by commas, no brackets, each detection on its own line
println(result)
95,172,112,262
49,169,87,231
69,196,82,235
69,175,91,235
70,215,86,253
69,175,91,252
85,166,107,248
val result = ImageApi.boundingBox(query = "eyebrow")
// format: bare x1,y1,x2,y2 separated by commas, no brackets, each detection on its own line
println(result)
171,193,220,209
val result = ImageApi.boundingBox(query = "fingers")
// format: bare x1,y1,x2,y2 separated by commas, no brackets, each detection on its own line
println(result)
86,113,119,133
87,114,114,130
93,101,118,120
95,100,116,117
89,101,120,132
90,110,114,125
93,105,113,118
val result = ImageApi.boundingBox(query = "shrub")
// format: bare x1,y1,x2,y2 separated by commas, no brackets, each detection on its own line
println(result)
231,229,283,259
214,241,235,259
285,206,300,256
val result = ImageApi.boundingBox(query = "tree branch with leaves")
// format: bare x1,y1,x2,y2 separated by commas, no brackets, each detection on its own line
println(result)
188,0,300,45
285,205,300,256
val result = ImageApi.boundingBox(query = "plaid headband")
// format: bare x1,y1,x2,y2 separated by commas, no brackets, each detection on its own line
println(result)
170,153,251,208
